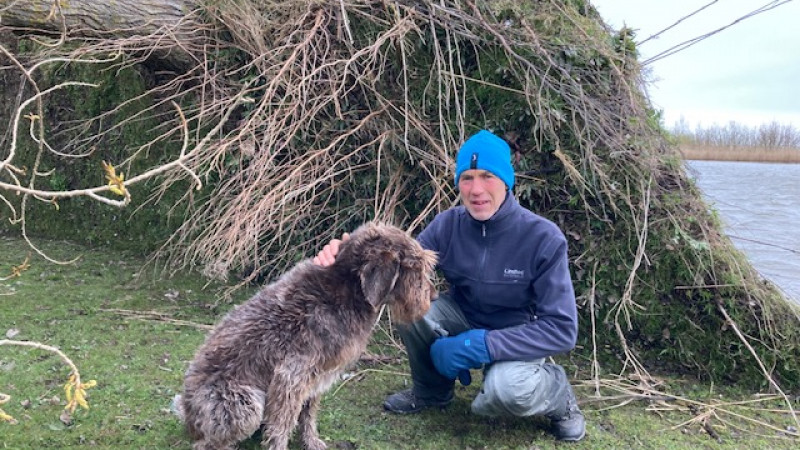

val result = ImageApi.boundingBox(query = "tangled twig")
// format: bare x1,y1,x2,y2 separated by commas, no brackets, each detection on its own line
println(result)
0,254,30,281
99,308,213,331
0,339,97,423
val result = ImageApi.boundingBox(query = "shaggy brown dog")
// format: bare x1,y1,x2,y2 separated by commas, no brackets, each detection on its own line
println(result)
174,222,437,450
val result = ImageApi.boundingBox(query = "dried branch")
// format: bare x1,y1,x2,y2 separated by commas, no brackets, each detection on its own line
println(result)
1,100,195,208
0,339,96,422
716,300,799,428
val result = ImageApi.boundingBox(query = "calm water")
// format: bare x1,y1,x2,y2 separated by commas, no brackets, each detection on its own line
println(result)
687,160,800,304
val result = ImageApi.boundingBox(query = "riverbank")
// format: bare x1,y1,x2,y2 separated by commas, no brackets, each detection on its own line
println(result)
1,235,798,448
681,145,800,162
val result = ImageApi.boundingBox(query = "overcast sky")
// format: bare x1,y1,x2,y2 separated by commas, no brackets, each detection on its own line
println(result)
589,0,800,130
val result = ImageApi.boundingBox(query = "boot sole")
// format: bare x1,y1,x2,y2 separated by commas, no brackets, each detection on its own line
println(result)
556,428,586,442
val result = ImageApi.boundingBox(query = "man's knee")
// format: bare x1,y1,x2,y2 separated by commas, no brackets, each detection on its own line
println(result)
473,361,553,417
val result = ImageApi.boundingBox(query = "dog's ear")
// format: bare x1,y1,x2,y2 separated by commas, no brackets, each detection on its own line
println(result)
359,251,401,308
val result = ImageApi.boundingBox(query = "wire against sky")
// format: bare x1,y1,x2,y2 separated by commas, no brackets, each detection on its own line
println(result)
641,0,796,65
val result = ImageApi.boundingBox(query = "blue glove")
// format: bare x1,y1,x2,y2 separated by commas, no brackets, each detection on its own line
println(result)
430,329,492,385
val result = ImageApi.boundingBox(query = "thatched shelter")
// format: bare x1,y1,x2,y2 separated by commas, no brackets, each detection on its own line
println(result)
2,0,799,401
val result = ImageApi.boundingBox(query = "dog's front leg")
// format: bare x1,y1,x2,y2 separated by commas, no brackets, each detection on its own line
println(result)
260,376,308,450
298,394,327,450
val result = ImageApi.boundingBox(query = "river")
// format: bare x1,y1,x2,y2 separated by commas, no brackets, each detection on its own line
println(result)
686,160,800,304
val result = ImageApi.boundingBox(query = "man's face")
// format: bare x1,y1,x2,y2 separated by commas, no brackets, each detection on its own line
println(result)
458,169,507,221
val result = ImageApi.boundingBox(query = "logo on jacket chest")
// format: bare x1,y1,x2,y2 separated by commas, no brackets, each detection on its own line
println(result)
503,268,525,279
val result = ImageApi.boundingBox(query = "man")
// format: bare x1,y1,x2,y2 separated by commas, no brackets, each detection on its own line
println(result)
314,130,585,441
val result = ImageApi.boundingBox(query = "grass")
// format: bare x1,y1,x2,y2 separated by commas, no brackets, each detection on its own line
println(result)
680,145,800,162
1,234,798,449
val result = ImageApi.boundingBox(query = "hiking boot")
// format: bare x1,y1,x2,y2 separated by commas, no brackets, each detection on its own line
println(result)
383,388,453,414
546,382,586,442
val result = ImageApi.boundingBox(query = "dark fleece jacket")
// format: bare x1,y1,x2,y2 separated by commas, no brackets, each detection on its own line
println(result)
417,193,578,361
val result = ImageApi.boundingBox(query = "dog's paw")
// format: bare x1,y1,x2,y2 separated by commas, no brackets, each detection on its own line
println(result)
303,436,328,450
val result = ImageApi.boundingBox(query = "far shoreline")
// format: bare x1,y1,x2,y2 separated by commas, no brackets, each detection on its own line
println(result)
679,145,800,163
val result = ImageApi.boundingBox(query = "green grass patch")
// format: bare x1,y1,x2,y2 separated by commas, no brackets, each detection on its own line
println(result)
1,235,797,449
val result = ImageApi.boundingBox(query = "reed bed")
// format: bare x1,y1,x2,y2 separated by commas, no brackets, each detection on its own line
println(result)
681,145,800,163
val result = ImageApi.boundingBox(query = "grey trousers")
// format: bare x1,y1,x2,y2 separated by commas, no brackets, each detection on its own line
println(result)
398,294,570,417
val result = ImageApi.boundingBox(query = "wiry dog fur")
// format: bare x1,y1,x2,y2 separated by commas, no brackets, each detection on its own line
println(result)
175,222,437,450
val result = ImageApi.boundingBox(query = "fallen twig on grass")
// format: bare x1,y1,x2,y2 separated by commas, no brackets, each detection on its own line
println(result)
651,394,800,440
99,308,213,331
0,339,96,424
0,393,17,424
576,375,800,440
0,254,30,281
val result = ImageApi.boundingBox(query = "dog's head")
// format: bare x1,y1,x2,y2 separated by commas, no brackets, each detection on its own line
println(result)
335,222,437,323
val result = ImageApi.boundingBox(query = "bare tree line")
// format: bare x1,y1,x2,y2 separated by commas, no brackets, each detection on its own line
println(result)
672,119,800,149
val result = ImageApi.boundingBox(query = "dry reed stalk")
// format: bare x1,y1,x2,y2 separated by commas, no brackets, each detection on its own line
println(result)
99,308,214,331
681,146,800,162
576,376,800,439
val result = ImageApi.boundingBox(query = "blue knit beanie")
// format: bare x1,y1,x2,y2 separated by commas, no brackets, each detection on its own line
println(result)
455,130,514,190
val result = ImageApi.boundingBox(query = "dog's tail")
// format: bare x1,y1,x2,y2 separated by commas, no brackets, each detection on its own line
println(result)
169,394,185,422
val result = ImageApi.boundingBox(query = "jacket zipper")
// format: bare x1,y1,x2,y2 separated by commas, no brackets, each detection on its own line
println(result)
479,223,488,277
477,223,489,312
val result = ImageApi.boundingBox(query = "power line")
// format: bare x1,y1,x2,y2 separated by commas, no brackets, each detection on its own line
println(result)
728,235,800,255
638,0,719,46
641,0,795,65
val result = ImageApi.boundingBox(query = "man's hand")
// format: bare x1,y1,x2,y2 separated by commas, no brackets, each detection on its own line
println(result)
312,233,350,266
430,329,492,385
